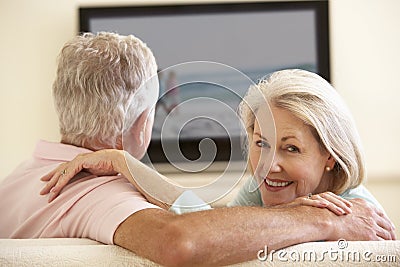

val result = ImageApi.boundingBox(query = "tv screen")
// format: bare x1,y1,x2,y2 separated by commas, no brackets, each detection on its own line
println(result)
79,1,330,172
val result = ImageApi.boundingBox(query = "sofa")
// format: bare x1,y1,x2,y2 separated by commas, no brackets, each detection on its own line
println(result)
1,238,399,266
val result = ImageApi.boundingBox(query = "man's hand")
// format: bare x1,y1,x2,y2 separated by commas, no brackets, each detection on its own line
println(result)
328,198,396,241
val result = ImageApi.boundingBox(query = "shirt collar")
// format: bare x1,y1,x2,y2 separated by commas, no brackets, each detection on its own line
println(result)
33,140,93,162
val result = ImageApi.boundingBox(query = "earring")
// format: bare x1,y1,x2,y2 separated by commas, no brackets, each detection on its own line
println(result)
325,166,331,172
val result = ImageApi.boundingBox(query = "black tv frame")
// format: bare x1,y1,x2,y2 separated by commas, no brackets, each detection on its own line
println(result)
79,1,330,167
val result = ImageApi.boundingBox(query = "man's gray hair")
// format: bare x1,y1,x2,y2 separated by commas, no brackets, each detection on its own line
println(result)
53,32,157,149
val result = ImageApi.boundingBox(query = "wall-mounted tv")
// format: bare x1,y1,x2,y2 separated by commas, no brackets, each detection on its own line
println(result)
79,1,330,172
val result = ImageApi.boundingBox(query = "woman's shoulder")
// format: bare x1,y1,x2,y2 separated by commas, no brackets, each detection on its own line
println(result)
340,184,384,211
227,177,263,207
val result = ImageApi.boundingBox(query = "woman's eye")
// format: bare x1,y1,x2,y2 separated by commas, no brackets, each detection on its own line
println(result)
256,140,271,149
286,145,300,153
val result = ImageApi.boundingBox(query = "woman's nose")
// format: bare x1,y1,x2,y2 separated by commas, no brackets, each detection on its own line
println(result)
257,148,277,173
269,154,282,173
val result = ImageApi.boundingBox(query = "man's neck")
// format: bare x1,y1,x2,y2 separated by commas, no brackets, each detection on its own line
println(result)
60,138,118,152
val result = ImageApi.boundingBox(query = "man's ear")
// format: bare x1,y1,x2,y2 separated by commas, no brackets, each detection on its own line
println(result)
123,107,155,160
129,109,150,147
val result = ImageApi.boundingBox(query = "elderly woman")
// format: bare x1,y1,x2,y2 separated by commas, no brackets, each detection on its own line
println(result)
41,69,392,222
229,69,383,210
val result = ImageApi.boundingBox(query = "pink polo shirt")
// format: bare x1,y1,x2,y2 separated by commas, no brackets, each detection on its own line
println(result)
0,140,159,244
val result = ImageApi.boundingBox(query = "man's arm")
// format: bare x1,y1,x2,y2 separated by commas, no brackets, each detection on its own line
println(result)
114,198,395,267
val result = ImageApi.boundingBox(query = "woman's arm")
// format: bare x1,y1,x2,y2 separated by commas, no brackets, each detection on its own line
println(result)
40,149,184,209
40,149,353,216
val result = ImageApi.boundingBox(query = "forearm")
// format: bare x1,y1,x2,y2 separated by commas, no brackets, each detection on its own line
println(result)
116,151,184,208
169,205,331,266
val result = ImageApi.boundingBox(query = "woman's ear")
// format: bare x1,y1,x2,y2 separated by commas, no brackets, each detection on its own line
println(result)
325,155,336,171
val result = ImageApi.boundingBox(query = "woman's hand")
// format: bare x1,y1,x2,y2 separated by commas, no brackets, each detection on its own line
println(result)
39,149,182,209
40,149,126,202
285,191,353,216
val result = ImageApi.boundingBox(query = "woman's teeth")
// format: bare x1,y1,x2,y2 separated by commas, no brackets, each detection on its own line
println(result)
265,179,292,187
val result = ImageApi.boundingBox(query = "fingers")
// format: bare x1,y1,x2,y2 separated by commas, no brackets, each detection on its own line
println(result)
317,192,353,214
374,210,396,240
301,197,344,216
39,163,68,195
300,192,352,216
44,172,72,202
323,192,353,207
375,226,396,240
39,175,57,195
374,219,396,240
40,171,63,203
40,151,113,202
350,199,396,241
51,168,77,194
39,161,84,202
390,230,397,240
40,170,57,182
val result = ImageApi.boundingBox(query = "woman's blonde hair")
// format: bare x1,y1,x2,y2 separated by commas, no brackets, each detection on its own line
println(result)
239,69,365,194
53,32,157,149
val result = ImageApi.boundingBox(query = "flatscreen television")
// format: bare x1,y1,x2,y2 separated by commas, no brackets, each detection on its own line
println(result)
79,1,330,173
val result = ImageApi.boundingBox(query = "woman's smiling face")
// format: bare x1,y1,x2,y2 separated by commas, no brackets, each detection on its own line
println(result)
250,104,334,206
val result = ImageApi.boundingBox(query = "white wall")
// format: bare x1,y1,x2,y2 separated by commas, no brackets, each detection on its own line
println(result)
1,0,399,235
328,0,400,237
330,0,400,178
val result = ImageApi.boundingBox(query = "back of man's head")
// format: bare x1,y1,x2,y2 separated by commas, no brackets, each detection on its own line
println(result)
53,32,158,150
